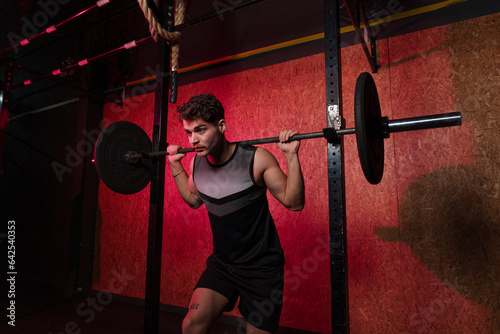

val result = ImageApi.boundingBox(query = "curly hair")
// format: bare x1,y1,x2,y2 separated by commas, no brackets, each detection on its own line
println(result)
176,94,225,126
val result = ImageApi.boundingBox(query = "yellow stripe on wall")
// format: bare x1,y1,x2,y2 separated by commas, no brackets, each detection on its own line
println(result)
127,0,468,84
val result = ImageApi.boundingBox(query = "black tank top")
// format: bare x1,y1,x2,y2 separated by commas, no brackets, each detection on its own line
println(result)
193,143,284,271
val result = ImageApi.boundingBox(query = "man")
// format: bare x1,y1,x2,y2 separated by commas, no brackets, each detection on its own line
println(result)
167,94,305,334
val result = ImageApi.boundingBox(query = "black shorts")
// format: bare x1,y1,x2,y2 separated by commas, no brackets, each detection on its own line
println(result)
195,257,284,332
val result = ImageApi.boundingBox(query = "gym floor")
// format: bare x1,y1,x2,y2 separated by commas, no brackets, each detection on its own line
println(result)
1,280,319,334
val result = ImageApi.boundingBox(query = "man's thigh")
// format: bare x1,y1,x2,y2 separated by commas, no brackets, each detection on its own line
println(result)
185,287,230,323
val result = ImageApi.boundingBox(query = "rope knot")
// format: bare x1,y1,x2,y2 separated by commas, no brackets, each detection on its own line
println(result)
137,0,186,71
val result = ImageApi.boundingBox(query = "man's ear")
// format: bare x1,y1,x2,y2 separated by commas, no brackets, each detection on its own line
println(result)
218,119,227,134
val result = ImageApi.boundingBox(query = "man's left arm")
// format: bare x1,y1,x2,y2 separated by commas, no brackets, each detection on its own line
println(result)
256,130,305,211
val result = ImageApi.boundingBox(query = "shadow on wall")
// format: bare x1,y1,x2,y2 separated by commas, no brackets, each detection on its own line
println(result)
377,13,500,333
377,164,500,332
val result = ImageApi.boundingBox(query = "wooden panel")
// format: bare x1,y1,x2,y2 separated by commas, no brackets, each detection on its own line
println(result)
94,12,499,333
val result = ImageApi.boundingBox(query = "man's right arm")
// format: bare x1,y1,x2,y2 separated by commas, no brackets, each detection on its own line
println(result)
168,146,203,209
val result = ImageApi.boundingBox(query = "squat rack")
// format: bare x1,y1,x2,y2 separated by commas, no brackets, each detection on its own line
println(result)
145,1,368,332
145,1,371,332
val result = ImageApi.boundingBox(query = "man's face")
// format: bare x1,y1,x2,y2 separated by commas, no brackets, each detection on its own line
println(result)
183,118,224,157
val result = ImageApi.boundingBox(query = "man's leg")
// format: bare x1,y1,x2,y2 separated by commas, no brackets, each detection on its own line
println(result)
182,287,230,334
246,322,273,334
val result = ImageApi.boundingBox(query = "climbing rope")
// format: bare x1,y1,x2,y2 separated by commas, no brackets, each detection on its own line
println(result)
137,0,187,102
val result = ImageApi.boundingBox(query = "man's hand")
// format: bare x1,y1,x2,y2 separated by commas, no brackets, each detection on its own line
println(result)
276,130,300,154
167,145,186,165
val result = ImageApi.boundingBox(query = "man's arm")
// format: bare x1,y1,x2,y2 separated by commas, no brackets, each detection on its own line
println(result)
167,146,203,209
255,130,305,211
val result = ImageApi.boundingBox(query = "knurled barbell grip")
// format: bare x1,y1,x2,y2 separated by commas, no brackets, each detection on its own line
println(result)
126,148,194,160
238,131,326,146
224,128,356,146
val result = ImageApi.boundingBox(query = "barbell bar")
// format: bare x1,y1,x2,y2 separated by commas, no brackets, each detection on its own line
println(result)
93,72,462,194
125,112,461,160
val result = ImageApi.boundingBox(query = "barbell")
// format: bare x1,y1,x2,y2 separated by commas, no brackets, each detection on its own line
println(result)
93,72,462,194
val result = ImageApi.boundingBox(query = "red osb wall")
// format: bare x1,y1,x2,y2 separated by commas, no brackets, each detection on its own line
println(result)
94,13,499,334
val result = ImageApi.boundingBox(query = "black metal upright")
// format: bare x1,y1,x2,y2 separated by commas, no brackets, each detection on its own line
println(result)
0,60,14,173
324,1,349,333
2,60,14,108
144,2,174,333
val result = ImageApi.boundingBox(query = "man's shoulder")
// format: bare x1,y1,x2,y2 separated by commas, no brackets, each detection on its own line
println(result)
253,146,279,168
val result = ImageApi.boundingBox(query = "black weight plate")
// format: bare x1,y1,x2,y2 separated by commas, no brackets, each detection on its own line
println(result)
354,72,384,184
94,121,152,194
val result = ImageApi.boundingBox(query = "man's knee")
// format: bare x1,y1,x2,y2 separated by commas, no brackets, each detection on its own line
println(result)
182,312,209,334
